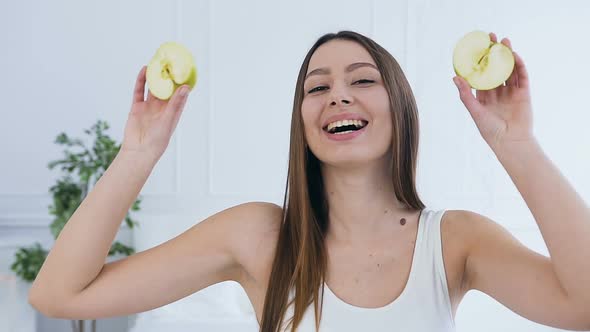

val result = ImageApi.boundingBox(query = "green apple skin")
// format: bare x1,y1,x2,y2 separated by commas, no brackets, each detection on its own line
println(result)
185,66,197,90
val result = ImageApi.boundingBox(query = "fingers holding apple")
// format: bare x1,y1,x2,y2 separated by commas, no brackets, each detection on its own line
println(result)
452,31,535,150
162,84,191,135
121,42,197,160
502,41,529,90
497,37,518,87
131,66,148,106
489,32,497,42
485,33,529,90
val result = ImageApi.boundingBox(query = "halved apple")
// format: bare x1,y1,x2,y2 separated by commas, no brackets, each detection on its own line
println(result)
452,30,514,90
146,42,198,100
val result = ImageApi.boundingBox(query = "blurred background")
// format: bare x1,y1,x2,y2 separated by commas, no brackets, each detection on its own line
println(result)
1,0,589,331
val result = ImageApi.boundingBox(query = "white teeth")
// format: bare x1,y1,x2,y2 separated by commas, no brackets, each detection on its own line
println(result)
326,119,367,132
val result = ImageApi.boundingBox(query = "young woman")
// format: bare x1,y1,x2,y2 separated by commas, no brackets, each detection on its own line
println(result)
29,31,590,332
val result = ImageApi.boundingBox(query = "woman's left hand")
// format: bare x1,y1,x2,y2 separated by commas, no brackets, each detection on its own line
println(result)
453,32,535,151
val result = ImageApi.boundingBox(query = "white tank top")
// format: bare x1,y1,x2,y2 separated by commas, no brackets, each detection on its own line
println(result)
278,208,456,332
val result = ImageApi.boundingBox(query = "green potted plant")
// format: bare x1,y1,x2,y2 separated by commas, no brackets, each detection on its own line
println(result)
11,120,141,332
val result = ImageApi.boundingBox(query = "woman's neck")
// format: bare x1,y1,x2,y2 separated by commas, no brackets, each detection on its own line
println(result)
321,163,411,245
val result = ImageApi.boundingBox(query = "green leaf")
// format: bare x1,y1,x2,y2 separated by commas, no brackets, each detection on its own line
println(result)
124,216,139,229
10,243,48,282
13,119,142,283
131,198,142,211
108,242,135,256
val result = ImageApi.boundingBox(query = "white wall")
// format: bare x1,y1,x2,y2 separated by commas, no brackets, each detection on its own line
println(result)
1,0,589,331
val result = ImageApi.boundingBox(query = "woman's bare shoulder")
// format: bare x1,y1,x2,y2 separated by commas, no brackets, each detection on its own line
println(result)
231,201,283,240
229,201,283,286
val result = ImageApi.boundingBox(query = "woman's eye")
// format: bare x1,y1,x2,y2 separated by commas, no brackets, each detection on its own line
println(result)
308,86,328,94
354,79,375,85
307,79,375,94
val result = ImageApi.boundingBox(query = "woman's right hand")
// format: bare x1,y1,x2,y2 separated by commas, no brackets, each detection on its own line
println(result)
121,66,192,162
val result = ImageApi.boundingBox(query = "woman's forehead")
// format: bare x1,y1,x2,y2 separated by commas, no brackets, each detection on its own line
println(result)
307,40,376,73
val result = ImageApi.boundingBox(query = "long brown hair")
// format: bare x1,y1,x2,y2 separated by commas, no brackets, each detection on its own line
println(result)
259,30,426,332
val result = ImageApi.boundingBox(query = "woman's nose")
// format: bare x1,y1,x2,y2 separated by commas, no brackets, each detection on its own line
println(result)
329,83,353,106
330,98,350,106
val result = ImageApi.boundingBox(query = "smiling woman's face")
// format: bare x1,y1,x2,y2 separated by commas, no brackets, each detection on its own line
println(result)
301,39,393,168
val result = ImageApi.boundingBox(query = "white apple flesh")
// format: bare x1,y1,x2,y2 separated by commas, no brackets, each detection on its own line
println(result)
146,42,197,100
453,30,515,90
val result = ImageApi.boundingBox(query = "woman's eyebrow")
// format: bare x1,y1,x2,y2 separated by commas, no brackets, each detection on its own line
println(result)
304,62,378,82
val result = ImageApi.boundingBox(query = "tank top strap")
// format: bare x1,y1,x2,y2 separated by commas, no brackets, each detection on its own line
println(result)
412,208,454,322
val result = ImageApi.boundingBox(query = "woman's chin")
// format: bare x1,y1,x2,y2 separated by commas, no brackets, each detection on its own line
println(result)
318,153,385,168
